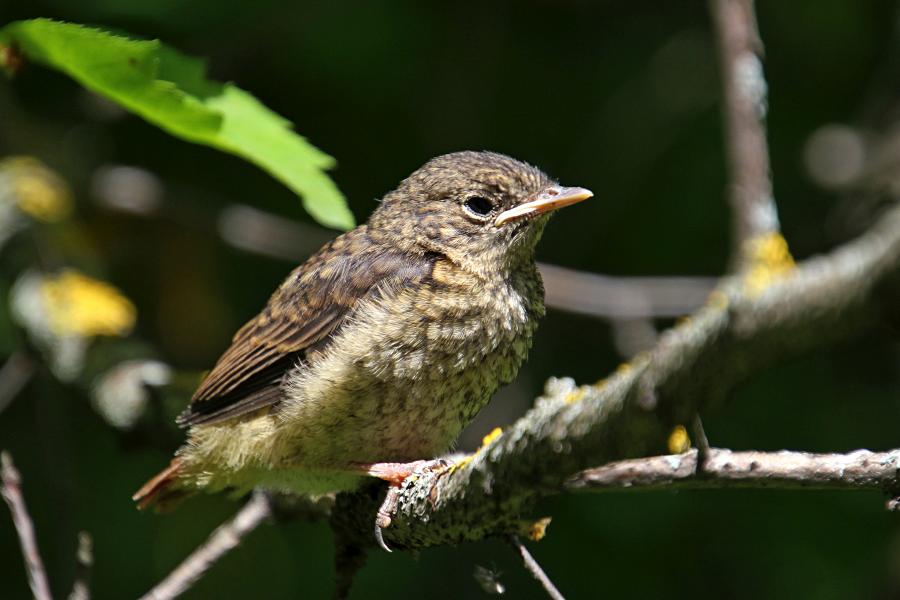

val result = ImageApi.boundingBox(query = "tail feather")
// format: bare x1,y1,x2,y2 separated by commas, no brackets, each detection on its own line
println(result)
133,458,188,511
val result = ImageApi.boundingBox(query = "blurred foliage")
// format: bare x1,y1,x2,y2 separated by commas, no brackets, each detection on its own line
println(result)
0,1,898,599
40,269,135,337
0,19,354,230
1,156,72,223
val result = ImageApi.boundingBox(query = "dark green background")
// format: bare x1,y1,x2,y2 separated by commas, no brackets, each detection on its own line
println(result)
1,1,899,598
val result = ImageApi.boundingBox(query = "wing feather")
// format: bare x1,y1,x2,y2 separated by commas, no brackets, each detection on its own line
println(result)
177,227,435,427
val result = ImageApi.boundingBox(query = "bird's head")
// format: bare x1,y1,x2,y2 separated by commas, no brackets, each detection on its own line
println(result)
369,151,592,277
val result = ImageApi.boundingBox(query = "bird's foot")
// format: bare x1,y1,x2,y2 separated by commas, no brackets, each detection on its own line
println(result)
362,459,451,552
364,458,450,485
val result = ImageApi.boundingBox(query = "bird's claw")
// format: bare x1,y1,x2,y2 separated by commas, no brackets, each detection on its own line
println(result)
374,485,400,552
367,458,452,551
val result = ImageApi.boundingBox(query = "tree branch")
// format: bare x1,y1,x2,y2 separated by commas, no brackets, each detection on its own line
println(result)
538,263,714,319
508,536,566,600
710,0,780,268
218,203,718,320
567,448,900,497
68,531,93,600
1,451,53,600
142,0,900,592
325,0,900,551
98,186,715,322
140,491,272,600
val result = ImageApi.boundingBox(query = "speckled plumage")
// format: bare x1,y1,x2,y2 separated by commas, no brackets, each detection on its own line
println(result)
135,151,589,507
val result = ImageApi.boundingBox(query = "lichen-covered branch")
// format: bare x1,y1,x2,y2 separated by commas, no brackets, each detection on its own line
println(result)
330,197,900,551
567,448,900,497
324,0,900,551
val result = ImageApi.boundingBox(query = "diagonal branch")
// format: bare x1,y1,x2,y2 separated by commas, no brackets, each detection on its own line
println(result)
140,491,272,600
508,536,566,600
1,451,53,600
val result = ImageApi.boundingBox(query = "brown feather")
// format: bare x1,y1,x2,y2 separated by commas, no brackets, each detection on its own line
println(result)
177,226,437,427
132,457,184,511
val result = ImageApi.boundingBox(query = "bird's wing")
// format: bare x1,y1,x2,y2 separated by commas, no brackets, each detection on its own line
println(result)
177,229,436,427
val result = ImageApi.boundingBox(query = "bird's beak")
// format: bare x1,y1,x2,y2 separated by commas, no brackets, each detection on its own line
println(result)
494,186,593,227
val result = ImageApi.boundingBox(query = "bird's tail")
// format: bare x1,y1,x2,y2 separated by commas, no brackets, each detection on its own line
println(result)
132,458,190,511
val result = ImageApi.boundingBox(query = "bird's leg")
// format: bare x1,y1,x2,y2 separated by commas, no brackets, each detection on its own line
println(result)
356,459,452,552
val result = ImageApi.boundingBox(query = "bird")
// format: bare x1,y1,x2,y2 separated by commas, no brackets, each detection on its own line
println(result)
133,151,592,519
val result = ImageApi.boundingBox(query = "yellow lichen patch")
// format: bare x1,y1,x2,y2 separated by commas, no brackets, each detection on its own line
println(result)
593,358,642,391
520,517,552,542
481,427,503,447
742,232,796,296
447,428,503,475
2,157,73,222
448,453,474,474
667,425,691,454
564,387,587,404
41,270,136,337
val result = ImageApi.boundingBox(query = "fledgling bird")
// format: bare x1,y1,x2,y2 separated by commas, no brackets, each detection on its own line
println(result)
134,151,591,511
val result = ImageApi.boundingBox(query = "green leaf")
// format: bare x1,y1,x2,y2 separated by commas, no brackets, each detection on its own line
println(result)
0,19,355,230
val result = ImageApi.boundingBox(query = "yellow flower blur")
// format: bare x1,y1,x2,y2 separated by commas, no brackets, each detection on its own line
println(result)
2,156,73,222
41,270,136,337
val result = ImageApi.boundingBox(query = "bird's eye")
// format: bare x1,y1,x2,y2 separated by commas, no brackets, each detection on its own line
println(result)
463,196,494,218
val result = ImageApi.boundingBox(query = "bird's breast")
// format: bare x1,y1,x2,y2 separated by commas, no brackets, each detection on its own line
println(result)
279,265,544,463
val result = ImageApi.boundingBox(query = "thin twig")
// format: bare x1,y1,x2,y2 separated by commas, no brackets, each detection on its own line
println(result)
1,451,53,600
609,317,659,358
539,262,715,319
710,0,780,268
97,184,718,321
67,531,92,600
219,203,718,319
690,414,711,473
566,448,900,495
0,351,35,415
140,490,272,600
507,535,566,600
